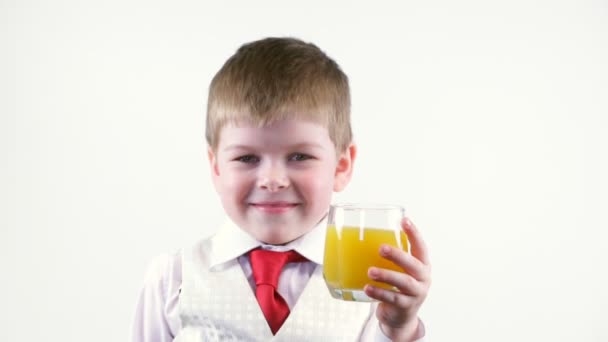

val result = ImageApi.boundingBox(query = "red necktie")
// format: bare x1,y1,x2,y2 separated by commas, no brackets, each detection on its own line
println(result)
249,249,306,335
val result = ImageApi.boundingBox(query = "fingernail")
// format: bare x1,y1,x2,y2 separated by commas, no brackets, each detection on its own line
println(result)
404,217,416,229
369,267,379,279
380,245,391,255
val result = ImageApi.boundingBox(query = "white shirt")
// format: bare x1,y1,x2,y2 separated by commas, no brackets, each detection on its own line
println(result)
131,219,426,341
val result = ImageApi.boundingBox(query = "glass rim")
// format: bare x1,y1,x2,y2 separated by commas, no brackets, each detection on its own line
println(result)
330,202,404,211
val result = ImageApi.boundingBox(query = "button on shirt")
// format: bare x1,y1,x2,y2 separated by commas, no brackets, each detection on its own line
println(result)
131,219,426,341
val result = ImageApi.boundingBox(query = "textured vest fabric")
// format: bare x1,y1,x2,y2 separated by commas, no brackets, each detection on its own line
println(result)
175,238,372,342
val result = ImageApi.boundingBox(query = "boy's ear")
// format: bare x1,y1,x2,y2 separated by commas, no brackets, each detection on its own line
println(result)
333,143,357,192
207,146,221,186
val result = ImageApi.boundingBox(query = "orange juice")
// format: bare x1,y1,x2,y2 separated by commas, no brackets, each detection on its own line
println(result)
323,225,409,300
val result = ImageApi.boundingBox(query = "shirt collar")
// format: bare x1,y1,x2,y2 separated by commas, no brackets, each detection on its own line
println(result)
209,216,327,271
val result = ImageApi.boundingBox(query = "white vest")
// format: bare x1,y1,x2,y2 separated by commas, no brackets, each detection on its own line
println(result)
175,238,372,342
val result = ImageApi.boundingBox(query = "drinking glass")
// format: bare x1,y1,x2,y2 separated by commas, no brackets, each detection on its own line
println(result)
323,203,408,302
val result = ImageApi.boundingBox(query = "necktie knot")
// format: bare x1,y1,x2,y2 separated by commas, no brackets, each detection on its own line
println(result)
250,249,306,288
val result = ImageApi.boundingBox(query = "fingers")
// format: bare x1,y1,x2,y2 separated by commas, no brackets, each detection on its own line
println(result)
368,267,425,296
401,217,431,266
377,244,430,282
364,283,419,308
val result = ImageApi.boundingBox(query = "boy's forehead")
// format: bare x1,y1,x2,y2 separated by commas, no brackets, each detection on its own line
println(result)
217,118,333,148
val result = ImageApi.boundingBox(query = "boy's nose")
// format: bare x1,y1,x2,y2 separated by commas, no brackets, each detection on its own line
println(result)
256,163,290,191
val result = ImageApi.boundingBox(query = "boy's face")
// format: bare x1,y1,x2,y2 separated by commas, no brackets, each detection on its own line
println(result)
208,118,356,245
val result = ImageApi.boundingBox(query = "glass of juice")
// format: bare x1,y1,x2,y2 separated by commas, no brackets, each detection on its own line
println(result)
323,203,408,302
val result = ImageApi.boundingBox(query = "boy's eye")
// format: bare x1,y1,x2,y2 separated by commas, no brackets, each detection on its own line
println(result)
235,155,259,163
289,153,313,162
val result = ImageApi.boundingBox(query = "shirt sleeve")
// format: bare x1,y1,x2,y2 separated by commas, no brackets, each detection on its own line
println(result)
131,252,182,342
359,303,427,341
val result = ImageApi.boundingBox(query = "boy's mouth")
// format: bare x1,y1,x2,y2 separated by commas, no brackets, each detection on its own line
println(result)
250,202,299,214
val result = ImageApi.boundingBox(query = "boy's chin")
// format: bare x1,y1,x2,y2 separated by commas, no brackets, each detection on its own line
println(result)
249,227,311,245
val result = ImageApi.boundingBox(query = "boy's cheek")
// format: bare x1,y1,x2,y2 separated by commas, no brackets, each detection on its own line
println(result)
301,173,334,195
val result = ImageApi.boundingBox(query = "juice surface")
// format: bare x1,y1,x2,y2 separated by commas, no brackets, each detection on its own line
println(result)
323,225,409,291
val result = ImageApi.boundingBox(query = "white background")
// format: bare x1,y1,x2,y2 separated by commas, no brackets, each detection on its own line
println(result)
1,0,607,341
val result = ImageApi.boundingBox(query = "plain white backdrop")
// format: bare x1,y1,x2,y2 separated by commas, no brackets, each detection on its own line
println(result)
1,0,607,341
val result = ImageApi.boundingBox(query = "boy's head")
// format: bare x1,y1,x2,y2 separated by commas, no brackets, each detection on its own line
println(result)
206,37,352,153
206,37,356,244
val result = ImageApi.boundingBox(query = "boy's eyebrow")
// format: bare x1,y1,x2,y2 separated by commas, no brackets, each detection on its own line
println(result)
222,145,254,152
223,142,327,151
289,142,327,151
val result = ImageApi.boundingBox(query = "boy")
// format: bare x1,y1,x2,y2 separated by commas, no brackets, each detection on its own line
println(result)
132,37,431,341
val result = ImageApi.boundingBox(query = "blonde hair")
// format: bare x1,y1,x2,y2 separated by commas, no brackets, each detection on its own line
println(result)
206,37,352,152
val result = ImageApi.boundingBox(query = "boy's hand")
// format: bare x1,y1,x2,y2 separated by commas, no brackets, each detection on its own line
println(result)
364,217,431,342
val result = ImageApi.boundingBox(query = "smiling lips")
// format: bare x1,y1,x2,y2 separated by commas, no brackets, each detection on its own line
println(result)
250,202,299,214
